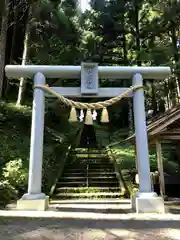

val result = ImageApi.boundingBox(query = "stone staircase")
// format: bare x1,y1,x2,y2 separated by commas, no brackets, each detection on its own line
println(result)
51,148,123,199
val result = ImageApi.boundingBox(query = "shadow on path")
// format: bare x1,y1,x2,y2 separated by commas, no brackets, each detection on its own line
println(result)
1,200,180,239
0,216,180,240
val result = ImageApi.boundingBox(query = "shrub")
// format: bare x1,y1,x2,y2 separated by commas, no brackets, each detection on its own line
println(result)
0,180,18,206
127,181,138,197
3,159,28,193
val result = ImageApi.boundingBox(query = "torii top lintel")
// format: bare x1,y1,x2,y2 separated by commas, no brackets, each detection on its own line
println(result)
5,65,171,80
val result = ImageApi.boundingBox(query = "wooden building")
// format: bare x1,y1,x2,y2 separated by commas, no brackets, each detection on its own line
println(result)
127,104,180,197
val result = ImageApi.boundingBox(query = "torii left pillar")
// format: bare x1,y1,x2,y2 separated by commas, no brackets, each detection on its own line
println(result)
17,72,49,211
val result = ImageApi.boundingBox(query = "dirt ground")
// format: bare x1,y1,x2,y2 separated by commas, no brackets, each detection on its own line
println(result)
1,215,180,240
0,200,180,240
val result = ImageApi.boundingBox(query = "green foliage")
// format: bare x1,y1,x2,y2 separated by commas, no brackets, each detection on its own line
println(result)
2,159,28,191
0,180,18,206
0,100,83,205
126,181,138,197
111,142,180,180
2,0,180,203
5,0,180,128
29,0,81,66
3,0,180,117
112,145,136,171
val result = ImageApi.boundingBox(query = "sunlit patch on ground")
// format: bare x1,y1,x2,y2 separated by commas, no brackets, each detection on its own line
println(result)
1,200,180,240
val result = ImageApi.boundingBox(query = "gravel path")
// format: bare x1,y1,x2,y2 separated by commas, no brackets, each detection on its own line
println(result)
0,200,180,240
1,216,180,240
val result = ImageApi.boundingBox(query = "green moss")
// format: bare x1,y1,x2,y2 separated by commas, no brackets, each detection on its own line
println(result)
0,101,82,204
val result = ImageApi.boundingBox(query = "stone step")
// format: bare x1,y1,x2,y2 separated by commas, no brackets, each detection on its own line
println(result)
59,176,117,182
65,162,114,168
88,164,114,168
52,148,121,199
61,176,116,179
67,158,111,162
55,187,121,193
70,157,109,161
70,154,107,158
56,181,119,187
67,158,112,164
59,181,118,185
63,169,88,173
64,166,88,169
70,154,108,158
63,172,116,177
88,168,114,172
66,167,114,171
64,169,114,173
66,160,112,164
66,166,114,170
53,192,122,199
71,150,106,154
77,147,105,149
62,173,116,177
72,149,106,152
71,153,107,155
89,163,113,167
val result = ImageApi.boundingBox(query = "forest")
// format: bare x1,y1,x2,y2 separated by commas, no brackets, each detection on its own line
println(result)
0,0,180,204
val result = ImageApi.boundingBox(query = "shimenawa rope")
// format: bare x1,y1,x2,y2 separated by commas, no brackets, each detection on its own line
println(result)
34,84,143,124
35,84,142,109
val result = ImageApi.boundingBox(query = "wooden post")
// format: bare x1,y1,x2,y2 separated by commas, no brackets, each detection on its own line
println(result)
156,140,165,196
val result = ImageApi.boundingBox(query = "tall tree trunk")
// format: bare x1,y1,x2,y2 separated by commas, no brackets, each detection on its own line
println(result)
134,2,141,66
151,81,158,116
164,79,170,111
121,0,128,65
167,78,174,108
122,32,128,64
10,15,18,63
168,77,177,107
4,0,18,98
170,25,180,99
0,0,9,98
16,6,31,105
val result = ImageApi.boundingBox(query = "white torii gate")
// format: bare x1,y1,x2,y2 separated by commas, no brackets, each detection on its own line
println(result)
5,63,171,213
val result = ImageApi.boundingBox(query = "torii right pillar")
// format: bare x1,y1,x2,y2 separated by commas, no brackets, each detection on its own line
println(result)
132,73,165,213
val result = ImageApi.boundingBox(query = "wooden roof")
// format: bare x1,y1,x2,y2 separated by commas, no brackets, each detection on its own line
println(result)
126,103,180,143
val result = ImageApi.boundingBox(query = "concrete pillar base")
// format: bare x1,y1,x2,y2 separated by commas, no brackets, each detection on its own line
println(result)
17,194,49,211
131,191,165,213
